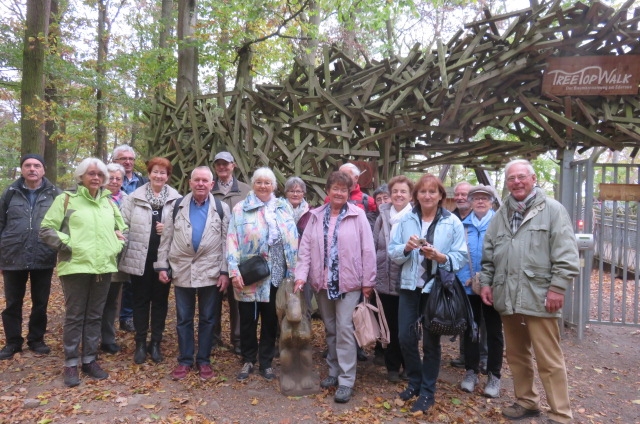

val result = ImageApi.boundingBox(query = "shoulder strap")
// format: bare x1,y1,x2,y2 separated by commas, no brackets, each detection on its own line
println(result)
362,193,369,212
172,196,223,223
214,196,223,221
2,189,15,215
172,197,184,223
63,193,70,214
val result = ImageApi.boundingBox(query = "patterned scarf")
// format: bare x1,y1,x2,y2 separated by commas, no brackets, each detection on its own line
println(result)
323,203,348,300
507,190,536,233
145,184,169,209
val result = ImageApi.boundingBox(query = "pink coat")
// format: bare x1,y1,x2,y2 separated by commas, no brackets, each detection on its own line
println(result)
295,203,376,294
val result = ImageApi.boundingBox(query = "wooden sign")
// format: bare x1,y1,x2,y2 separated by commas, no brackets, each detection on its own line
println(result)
542,56,640,96
599,184,640,202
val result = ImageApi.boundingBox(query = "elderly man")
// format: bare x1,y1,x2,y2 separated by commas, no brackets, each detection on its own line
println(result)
0,154,61,359
156,166,230,380
211,151,250,355
480,159,579,424
111,144,148,333
452,181,472,221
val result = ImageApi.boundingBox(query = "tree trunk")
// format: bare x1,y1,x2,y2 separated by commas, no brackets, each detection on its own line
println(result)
176,0,198,103
21,0,51,156
44,0,59,184
95,0,108,161
157,0,173,99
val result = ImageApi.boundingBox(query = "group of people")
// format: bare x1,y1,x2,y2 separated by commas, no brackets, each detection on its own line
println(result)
0,152,579,423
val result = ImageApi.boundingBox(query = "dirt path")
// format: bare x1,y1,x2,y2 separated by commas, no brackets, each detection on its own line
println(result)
1,279,639,423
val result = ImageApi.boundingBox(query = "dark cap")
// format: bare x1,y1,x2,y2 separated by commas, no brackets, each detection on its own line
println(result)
20,153,45,168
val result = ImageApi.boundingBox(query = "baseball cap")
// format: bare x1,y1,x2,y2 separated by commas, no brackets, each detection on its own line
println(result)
214,151,234,163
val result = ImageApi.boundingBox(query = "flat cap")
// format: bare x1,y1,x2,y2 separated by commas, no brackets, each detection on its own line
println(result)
468,184,497,198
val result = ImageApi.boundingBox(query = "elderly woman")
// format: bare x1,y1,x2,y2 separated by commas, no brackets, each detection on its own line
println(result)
373,175,414,382
227,167,298,382
284,176,309,223
119,157,181,364
388,174,467,413
456,185,504,398
294,171,376,404
40,158,127,387
99,163,128,354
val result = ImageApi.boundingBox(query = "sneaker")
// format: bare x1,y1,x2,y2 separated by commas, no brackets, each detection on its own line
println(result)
81,361,108,380
237,362,254,381
399,370,409,381
357,347,368,361
387,371,401,383
501,402,541,420
450,356,465,368
479,358,488,375
100,343,121,354
260,367,275,381
197,363,215,380
0,345,22,360
28,341,51,354
410,395,434,413
233,345,242,355
483,372,501,398
398,386,419,401
63,366,80,387
171,364,191,380
320,375,338,389
460,369,478,392
334,385,353,403
120,318,135,332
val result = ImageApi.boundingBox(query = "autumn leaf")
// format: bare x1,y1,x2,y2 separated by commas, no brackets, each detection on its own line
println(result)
251,397,259,405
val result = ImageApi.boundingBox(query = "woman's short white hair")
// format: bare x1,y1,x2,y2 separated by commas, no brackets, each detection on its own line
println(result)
74,158,109,186
284,176,306,193
339,162,361,177
251,167,277,188
106,162,125,177
504,159,535,177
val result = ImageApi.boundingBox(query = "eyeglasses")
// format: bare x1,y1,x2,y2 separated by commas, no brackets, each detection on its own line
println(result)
86,171,105,178
109,176,123,182
115,157,135,162
254,181,272,186
287,190,304,195
472,196,492,202
506,174,531,183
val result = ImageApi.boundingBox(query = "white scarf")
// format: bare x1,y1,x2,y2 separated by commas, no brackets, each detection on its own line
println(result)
471,209,495,228
263,194,281,246
389,202,412,239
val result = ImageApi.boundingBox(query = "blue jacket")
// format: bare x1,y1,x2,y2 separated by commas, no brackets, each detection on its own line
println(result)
388,206,467,293
456,210,495,295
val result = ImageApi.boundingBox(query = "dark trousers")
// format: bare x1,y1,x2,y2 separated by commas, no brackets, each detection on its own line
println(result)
212,290,241,348
119,280,134,321
238,285,278,370
398,289,441,399
379,293,404,372
464,295,504,378
131,261,170,344
175,285,220,366
101,281,123,345
1,269,53,347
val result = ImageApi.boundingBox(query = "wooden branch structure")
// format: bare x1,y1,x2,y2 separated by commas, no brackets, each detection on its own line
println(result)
146,0,640,198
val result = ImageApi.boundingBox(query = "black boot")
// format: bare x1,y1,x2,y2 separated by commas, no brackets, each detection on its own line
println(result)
149,341,163,363
134,341,147,364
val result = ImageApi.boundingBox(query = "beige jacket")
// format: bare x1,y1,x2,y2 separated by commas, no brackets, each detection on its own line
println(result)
118,183,181,276
154,192,230,288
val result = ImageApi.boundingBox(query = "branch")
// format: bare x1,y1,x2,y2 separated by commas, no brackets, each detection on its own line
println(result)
240,0,311,48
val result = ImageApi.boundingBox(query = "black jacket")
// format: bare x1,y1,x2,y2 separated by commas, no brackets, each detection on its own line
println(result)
0,177,61,270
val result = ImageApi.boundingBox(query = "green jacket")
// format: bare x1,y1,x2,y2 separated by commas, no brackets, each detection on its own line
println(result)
39,186,127,276
479,187,579,318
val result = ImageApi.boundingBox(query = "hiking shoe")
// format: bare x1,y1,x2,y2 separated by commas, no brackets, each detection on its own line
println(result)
483,372,501,398
100,343,121,354
450,356,465,368
460,369,478,392
237,362,254,381
334,385,353,403
410,395,434,413
398,386,419,401
260,367,275,381
502,402,541,420
387,371,401,383
81,361,108,380
28,341,51,354
357,347,367,361
119,318,135,332
63,366,80,387
171,364,191,380
320,375,338,389
0,345,22,360
197,363,214,380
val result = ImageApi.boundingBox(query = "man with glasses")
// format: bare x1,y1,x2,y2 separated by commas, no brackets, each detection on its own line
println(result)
211,151,250,355
480,159,578,424
0,154,61,359
111,145,148,333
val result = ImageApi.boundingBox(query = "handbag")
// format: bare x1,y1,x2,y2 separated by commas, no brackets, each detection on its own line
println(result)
238,255,270,285
423,268,478,341
463,228,482,296
352,289,390,349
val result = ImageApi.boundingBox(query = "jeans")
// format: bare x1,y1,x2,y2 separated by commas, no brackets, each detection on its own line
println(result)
101,281,123,345
60,273,111,366
119,280,134,321
131,261,171,343
398,288,441,399
464,295,504,377
1,269,53,347
175,285,220,366
238,284,278,370
212,290,240,348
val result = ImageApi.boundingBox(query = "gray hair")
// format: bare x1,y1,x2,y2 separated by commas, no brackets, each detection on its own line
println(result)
504,159,535,177
454,181,472,192
284,176,306,193
191,166,214,181
74,158,109,186
112,144,136,160
339,162,361,177
106,162,125,177
373,184,389,198
251,167,277,187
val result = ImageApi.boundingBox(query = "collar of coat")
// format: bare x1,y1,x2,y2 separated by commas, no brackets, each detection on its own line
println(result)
310,202,363,219
212,177,240,193
242,192,287,212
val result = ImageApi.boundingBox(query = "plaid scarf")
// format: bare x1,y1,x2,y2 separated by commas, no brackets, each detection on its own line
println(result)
323,204,348,300
507,190,537,233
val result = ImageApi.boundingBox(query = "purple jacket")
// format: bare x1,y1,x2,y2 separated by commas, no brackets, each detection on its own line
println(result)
295,203,376,294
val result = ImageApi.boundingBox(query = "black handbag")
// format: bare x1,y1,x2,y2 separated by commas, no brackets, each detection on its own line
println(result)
238,255,270,285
